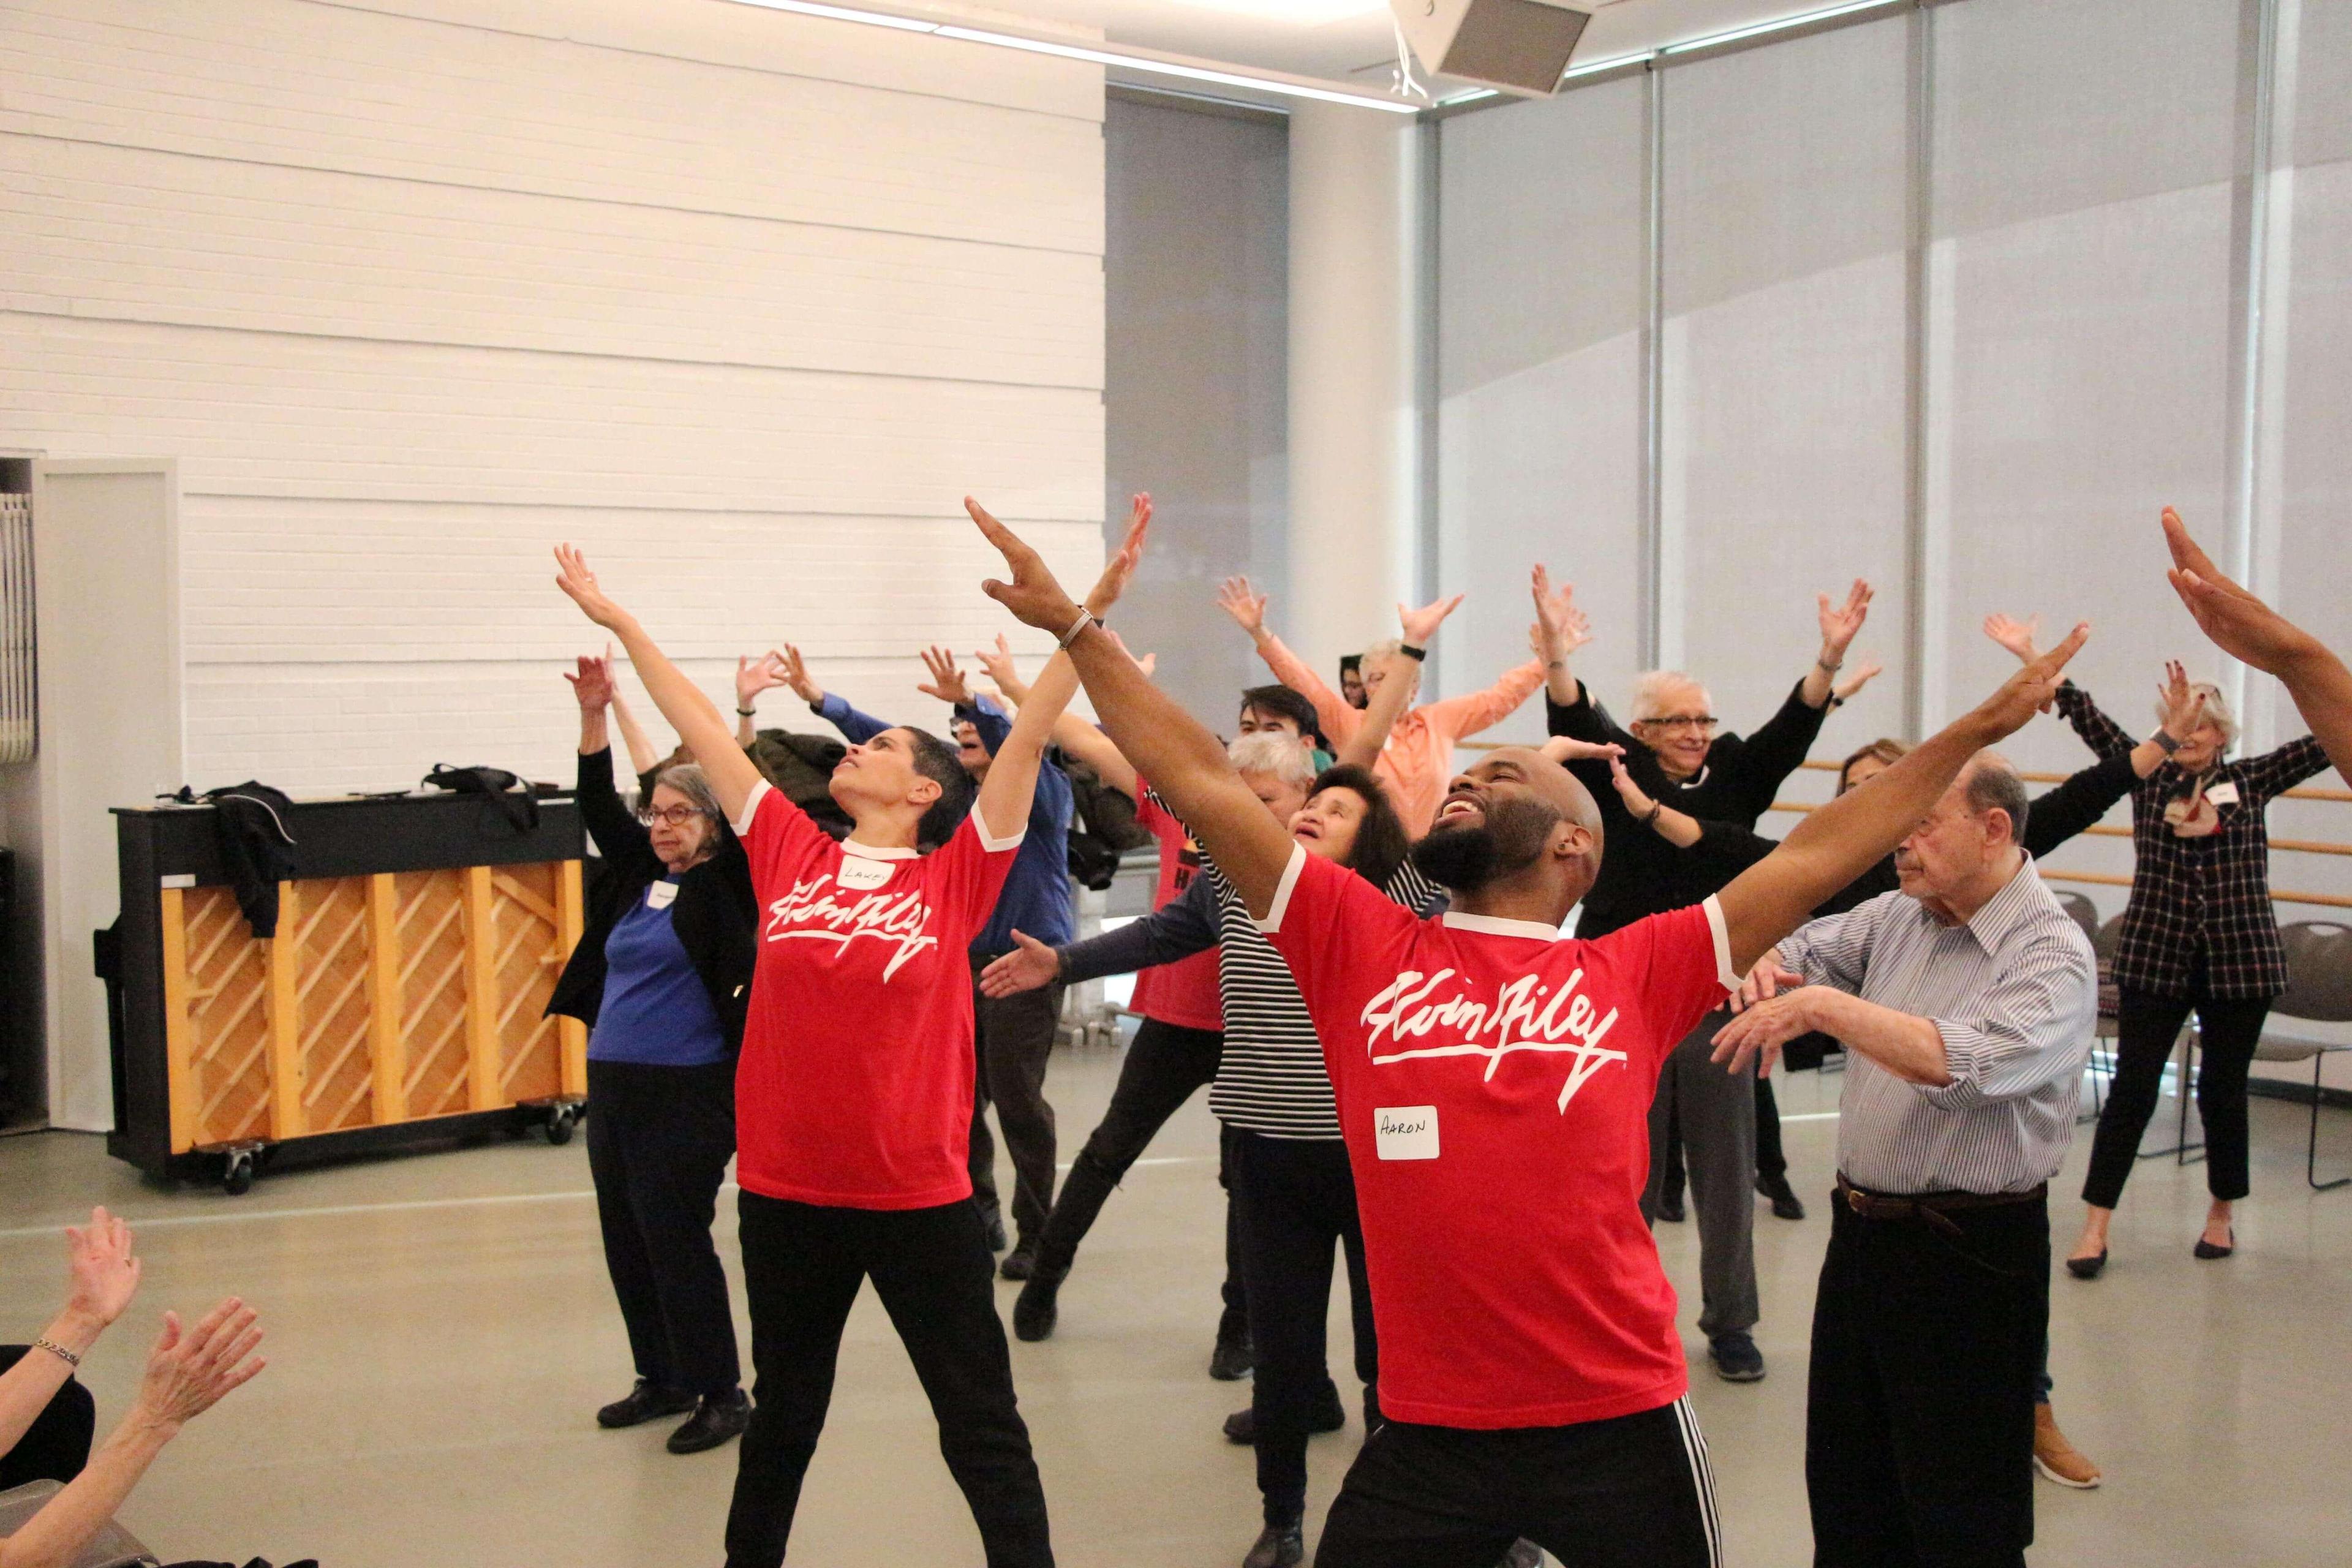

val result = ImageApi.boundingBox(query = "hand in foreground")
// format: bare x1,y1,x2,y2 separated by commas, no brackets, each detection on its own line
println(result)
64,1206,141,1332
554,544,631,631
1398,593,1465,649
131,1298,266,1434
735,652,788,711
1982,613,2040,664
918,646,974,707
2158,660,2207,742
1709,990,1817,1076
1729,953,1803,1014
1834,660,1883,704
1091,494,1152,617
2163,506,2326,674
565,647,616,714
971,499,1089,633
1217,575,1269,639
1538,736,1623,766
1965,622,2090,740
1818,579,1874,656
1530,566,1591,656
777,644,824,706
1604,754,1657,818
979,931,1060,998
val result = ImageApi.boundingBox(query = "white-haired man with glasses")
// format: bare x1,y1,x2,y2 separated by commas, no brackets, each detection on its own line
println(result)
1533,570,1877,1384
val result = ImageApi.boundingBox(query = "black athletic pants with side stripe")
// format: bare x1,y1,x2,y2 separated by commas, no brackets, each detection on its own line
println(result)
1312,1398,1721,1567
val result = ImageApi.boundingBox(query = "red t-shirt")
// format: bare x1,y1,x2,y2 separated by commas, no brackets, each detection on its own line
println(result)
1127,784,1224,1033
731,780,1022,1210
1261,846,1737,1429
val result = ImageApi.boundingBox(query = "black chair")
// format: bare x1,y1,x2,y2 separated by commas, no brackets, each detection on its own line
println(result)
2253,921,2352,1192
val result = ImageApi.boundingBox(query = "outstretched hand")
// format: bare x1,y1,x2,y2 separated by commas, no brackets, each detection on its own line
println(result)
1218,576,1269,638
974,635,1021,693
973,499,1084,633
132,1297,266,1434
1967,621,2090,741
978,930,1060,999
64,1205,141,1330
1709,990,1815,1076
554,544,631,631
1398,594,1465,649
2158,659,2207,741
1818,579,1874,655
736,651,788,710
1982,613,2041,665
777,644,824,706
1834,660,1884,704
918,646,974,707
1530,566,1590,655
1092,494,1153,618
1538,736,1624,767
1604,753,1656,818
2162,507,2323,674
565,647,616,714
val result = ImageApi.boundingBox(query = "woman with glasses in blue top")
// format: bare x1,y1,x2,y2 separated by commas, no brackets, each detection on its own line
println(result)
549,651,759,1457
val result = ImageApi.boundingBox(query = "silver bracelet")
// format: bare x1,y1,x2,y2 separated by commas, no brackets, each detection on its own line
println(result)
32,1336,80,1368
1058,608,1098,650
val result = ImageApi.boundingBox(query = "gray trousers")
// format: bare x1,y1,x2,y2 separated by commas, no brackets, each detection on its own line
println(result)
1640,1009,1758,1340
968,966,1065,1246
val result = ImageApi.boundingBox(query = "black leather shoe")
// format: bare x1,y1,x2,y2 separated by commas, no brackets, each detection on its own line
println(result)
1656,1191,1686,1223
978,1208,1008,1253
666,1390,750,1454
1000,1240,1038,1281
1756,1172,1806,1221
1224,1378,1345,1444
1012,1269,1065,1341
2065,1249,2108,1279
1208,1327,1254,1381
2193,1229,2235,1261
1243,1520,1304,1568
597,1379,698,1430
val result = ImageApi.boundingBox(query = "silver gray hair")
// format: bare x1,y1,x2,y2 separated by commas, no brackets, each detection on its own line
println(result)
1362,636,1402,666
1958,751,2030,845
2158,682,2238,748
1229,730,1316,787
1630,670,1711,723
651,761,725,831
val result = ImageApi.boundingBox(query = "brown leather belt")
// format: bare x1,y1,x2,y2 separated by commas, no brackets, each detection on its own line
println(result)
1834,1175,2046,1239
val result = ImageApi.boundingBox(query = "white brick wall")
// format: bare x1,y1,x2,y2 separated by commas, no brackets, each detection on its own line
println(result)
0,0,1107,793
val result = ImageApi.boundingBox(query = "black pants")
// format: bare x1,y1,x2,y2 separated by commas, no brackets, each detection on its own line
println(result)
1756,1074,1788,1184
585,1058,741,1399
1313,1400,1721,1567
1031,1017,1246,1337
2082,981,2272,1208
1808,1188,2048,1568
968,963,1065,1246
1229,1131,1378,1526
725,1191,1052,1568
0,1348,94,1489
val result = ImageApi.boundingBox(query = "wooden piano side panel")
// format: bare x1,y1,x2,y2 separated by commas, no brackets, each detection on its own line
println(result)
486,862,565,1107
395,869,475,1119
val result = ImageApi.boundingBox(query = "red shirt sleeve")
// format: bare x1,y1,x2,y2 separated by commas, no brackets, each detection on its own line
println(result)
1258,846,1420,999
926,811,1026,931
733,779,827,903
1588,898,1740,1070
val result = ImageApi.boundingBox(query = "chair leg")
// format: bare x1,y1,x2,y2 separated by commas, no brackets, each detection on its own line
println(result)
2309,1054,2349,1194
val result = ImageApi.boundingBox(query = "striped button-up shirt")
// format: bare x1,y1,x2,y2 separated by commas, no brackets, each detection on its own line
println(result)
1777,854,2096,1196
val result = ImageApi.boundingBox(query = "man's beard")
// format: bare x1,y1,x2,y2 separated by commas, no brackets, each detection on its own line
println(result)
1411,797,1560,895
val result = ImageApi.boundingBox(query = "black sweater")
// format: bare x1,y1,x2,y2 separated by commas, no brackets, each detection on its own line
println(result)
546,747,759,1053
1548,677,1829,938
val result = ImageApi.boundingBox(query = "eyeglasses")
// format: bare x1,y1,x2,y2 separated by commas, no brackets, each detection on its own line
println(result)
639,804,707,828
1637,715,1717,733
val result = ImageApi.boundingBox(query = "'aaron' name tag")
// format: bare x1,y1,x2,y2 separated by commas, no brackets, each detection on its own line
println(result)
1374,1106,1439,1161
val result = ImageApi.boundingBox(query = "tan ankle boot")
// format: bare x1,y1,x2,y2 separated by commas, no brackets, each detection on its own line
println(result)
2033,1401,2102,1488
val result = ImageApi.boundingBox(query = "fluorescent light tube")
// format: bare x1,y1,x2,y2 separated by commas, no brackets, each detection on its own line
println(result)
1659,0,1892,55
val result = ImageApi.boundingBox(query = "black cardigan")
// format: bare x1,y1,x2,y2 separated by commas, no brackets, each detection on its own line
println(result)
546,747,759,1054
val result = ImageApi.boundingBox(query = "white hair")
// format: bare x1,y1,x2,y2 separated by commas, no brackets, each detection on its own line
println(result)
2158,682,2238,748
1361,636,1402,666
1630,670,1711,723
1229,730,1316,786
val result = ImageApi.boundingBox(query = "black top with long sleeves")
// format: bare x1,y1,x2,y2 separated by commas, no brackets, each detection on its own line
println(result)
1547,677,1828,938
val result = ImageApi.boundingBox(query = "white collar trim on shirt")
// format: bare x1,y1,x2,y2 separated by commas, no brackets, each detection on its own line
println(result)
1440,911,1561,940
842,838,918,861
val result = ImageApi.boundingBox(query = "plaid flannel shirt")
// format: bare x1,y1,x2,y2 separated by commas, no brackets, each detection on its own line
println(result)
2056,682,2331,1000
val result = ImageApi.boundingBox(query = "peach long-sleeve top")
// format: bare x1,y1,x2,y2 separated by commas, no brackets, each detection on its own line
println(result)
1257,635,1545,836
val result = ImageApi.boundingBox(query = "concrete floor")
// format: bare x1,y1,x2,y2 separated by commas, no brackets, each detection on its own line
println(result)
4,1047,2348,1567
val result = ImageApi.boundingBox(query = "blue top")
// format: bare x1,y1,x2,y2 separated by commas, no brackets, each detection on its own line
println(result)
813,691,1076,953
588,876,731,1066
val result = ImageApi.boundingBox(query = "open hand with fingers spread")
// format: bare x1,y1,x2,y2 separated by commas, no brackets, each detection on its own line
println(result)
776,644,824,707
918,646,974,707
979,930,1061,999
553,543,634,633
736,651,788,712
565,647,616,714
974,635,1022,696
1965,622,2090,742
1833,660,1883,704
2157,659,2207,742
1529,566,1589,655
63,1206,141,1334
1708,989,1819,1076
1819,579,1874,657
1217,576,1270,641
1399,594,1465,649
1982,613,2041,665
130,1297,266,1436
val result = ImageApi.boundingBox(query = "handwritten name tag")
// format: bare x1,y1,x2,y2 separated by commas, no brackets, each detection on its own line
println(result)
646,881,678,910
2204,781,2240,807
1374,1106,1439,1161
836,856,897,892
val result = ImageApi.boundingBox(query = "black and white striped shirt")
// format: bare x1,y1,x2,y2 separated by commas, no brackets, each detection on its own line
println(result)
1776,855,2096,1195
1204,854,1445,1139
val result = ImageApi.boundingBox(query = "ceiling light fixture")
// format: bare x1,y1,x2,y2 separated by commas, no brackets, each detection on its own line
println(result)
730,0,1421,113
1657,0,1896,56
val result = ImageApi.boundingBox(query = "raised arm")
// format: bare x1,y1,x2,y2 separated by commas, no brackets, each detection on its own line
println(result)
1801,579,1874,709
981,870,1219,998
968,494,1150,845
555,545,762,822
1223,576,1359,747
2165,506,2352,782
1336,594,1463,772
0,1212,139,1464
1417,650,1545,744
1988,613,2136,761
1531,565,1591,709
606,677,666,781
978,632,1155,802
564,654,657,867
1713,625,2091,975
982,522,1295,918
733,651,789,748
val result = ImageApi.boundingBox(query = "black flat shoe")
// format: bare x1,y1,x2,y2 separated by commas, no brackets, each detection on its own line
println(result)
1012,1269,1064,1341
597,1379,698,1429
1756,1173,1807,1221
1208,1328,1254,1382
1000,1240,1038,1281
1224,1379,1346,1445
2193,1230,2234,1260
666,1390,750,1454
1243,1520,1304,1568
1656,1193,1686,1224
2064,1250,2108,1280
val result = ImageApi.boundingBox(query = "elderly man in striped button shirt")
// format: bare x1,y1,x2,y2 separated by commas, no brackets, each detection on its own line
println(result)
1712,753,2095,1568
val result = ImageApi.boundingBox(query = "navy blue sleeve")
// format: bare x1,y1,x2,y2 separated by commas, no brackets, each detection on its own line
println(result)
815,692,892,744
1057,871,1218,982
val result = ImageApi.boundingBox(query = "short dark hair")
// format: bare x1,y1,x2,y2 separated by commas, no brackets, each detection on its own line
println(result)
1310,764,1411,891
902,726,978,850
1239,684,1322,743
1961,755,2030,845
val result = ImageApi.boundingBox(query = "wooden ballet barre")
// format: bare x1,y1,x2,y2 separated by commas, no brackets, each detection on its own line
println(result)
1792,757,2352,804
